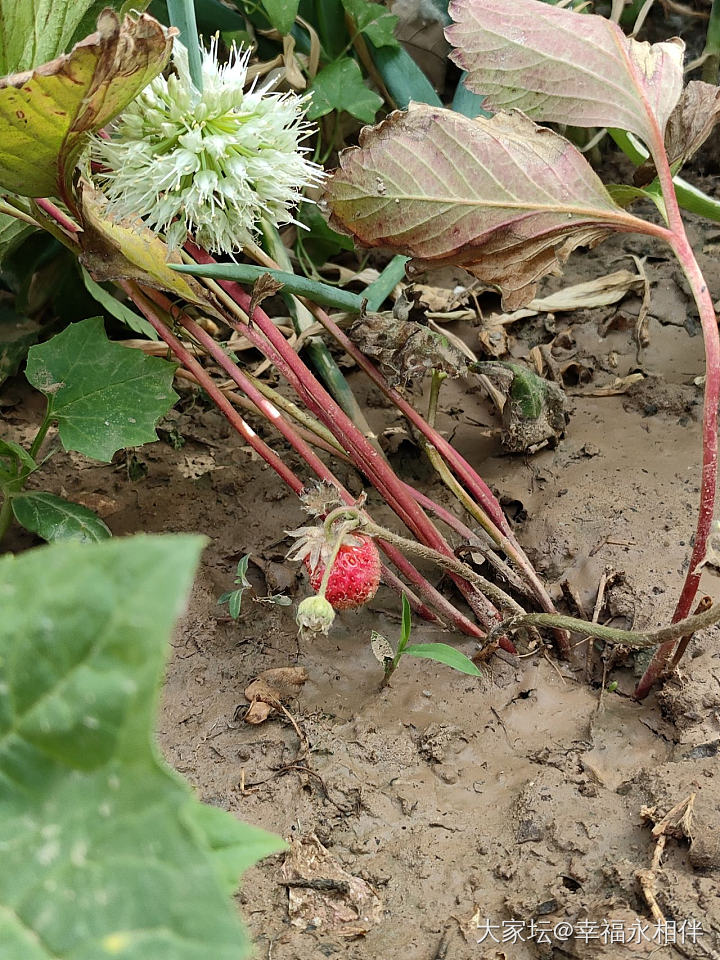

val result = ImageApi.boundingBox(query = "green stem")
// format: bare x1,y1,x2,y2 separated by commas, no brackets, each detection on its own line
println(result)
167,0,203,90
609,129,720,223
29,407,53,461
0,495,13,547
364,255,409,312
489,602,720,651
702,0,720,84
323,506,525,617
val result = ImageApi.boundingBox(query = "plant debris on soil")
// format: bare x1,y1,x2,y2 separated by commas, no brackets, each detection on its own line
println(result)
5,216,719,958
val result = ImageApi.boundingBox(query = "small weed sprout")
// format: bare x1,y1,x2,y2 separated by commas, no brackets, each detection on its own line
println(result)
218,554,290,620
373,595,482,688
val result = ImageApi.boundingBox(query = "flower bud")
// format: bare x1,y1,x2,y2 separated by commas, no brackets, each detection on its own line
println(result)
296,595,336,636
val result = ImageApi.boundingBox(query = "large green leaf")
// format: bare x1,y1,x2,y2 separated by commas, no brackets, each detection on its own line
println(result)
0,0,148,74
0,10,173,198
11,491,112,543
0,534,285,960
25,316,178,461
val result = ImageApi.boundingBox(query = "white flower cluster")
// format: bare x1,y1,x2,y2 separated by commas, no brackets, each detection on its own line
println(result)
92,39,323,254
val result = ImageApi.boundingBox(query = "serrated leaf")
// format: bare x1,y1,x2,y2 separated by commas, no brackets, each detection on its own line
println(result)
342,0,399,48
446,0,684,148
370,630,395,664
0,303,40,386
0,10,173,198
25,316,178,462
81,266,158,340
79,183,216,310
307,57,384,124
11,491,112,543
261,0,300,34
297,201,354,266
0,534,285,960
403,642,482,676
324,104,650,310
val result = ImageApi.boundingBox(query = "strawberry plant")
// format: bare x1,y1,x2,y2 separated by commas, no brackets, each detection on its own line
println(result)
0,533,283,959
321,0,720,697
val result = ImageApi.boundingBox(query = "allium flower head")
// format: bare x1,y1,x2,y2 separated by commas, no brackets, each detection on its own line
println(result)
92,38,323,253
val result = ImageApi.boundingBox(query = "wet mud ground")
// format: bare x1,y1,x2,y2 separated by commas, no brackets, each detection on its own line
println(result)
3,219,720,959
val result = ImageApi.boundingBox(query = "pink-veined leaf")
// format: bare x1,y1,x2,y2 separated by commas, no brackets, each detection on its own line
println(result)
323,105,656,310
446,0,684,151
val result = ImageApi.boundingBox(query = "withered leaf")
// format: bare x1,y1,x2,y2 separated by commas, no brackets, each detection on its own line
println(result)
249,272,284,321
635,81,720,186
324,105,649,310
244,666,308,725
447,0,683,146
474,361,566,453
79,183,217,311
0,10,174,198
348,310,468,387
281,833,383,937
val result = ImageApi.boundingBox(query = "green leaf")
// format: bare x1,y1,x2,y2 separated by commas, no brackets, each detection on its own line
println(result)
403,643,483,676
0,210,34,263
0,303,40,386
0,0,119,73
367,39,442,110
25,316,178,462
11,491,112,543
307,57,383,124
0,437,36,490
341,0,398,48
80,266,158,340
228,589,244,620
399,593,412,652
0,10,173,198
235,554,251,585
0,534,286,959
261,0,300,33
297,202,354,267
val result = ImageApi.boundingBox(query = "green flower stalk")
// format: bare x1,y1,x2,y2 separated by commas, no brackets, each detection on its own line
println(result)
92,39,323,253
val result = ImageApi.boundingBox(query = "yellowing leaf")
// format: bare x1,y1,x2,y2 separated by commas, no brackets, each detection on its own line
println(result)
0,10,173,198
79,184,217,310
324,105,650,309
446,0,684,149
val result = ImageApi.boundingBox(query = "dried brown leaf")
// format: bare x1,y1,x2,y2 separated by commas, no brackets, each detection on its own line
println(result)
281,834,383,937
635,81,720,186
324,105,648,310
349,311,468,386
244,666,308,725
79,183,216,310
446,0,684,146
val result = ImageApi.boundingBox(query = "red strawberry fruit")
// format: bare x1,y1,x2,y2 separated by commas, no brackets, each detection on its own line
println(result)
305,534,381,609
